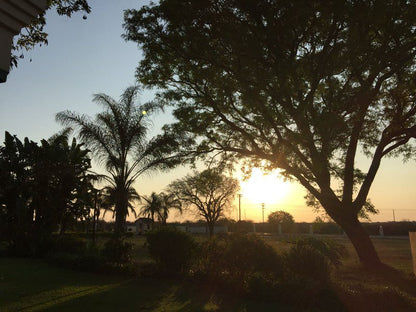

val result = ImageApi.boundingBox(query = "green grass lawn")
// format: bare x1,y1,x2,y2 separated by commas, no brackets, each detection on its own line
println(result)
1,235,416,312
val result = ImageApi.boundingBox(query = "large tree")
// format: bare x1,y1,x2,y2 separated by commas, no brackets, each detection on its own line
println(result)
56,86,176,234
124,1,416,267
169,169,239,237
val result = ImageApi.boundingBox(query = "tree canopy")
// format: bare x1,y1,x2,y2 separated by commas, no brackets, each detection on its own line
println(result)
124,0,416,267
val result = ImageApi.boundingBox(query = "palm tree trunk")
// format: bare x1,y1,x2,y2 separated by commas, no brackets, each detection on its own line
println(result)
114,204,126,234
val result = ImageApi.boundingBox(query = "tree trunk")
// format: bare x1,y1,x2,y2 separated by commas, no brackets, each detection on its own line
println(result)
207,222,214,237
335,213,382,268
114,204,125,235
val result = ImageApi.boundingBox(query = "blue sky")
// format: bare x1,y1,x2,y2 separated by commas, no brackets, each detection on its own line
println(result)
1,0,415,222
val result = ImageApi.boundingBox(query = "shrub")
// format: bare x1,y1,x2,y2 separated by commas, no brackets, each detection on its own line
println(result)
146,227,198,275
295,236,347,267
102,236,133,264
197,233,283,292
284,244,331,284
52,235,87,254
246,272,283,301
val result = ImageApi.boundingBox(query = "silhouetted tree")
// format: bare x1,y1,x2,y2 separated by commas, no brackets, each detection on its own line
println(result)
0,131,92,251
268,210,295,233
141,192,182,224
169,169,239,237
56,86,175,234
158,192,182,225
140,192,162,222
124,1,416,267
0,132,37,249
99,185,140,223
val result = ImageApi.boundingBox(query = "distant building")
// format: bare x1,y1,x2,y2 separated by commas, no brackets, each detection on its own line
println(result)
0,0,48,82
133,217,153,235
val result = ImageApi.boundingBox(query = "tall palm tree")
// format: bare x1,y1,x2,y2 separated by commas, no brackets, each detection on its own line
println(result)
140,192,182,224
56,86,170,234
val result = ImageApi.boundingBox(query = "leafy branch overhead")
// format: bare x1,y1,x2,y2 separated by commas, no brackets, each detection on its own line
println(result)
11,0,91,68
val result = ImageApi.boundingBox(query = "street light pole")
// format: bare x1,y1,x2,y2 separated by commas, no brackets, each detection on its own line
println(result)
238,193,242,221
261,203,265,223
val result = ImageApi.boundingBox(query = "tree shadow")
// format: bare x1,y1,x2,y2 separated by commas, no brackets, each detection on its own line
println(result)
335,264,416,312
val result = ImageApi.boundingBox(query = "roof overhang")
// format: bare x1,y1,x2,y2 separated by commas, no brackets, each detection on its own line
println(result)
0,0,48,83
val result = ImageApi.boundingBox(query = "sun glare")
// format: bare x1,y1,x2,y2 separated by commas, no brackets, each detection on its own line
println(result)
240,168,291,204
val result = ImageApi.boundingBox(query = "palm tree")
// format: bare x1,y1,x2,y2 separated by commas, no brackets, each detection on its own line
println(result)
158,192,182,225
100,185,140,219
140,192,162,222
56,86,170,234
140,192,182,224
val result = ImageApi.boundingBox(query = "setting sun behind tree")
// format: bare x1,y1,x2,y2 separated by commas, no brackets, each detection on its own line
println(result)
239,168,292,205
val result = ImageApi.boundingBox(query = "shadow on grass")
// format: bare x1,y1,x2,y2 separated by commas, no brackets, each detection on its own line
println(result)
335,264,416,312
41,279,300,312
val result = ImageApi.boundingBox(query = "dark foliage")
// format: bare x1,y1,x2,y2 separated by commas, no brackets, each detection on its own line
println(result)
101,236,133,265
294,236,348,268
196,234,283,293
0,131,93,255
285,244,331,284
51,235,87,254
146,227,198,275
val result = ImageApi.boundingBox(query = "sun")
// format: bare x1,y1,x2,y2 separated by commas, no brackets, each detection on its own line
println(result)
240,168,291,204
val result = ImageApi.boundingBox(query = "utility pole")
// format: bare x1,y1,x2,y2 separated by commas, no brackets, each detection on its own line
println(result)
261,203,265,223
393,209,396,222
238,193,242,221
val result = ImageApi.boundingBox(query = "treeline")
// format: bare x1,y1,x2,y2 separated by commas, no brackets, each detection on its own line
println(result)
170,220,416,236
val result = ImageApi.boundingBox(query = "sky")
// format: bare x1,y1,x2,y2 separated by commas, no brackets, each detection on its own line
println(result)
1,0,416,223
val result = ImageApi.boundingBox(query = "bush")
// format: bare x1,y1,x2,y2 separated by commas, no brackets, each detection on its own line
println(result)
295,236,348,267
246,272,283,301
52,235,87,254
102,236,133,264
284,244,331,284
146,227,198,275
197,233,283,292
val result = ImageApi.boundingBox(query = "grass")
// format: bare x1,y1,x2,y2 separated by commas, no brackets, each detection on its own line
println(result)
1,235,416,311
